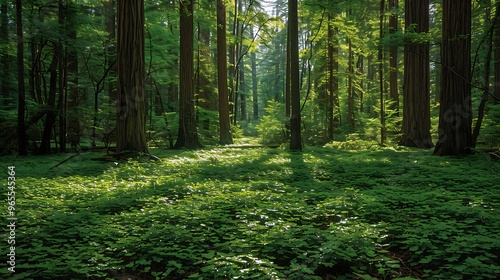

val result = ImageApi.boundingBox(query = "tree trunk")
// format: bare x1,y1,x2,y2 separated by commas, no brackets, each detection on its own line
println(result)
116,0,148,153
434,0,472,156
495,3,500,105
399,0,433,148
67,2,80,148
239,58,247,122
289,0,302,150
472,1,500,147
388,0,399,112
251,28,259,120
328,16,335,141
16,0,27,155
217,0,233,145
285,23,291,118
57,0,66,152
175,0,202,149
379,0,386,145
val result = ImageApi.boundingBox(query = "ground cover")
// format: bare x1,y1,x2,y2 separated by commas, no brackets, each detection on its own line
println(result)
1,146,499,279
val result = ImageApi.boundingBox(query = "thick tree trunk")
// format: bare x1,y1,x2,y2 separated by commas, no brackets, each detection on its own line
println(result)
399,0,433,148
16,0,27,155
289,0,302,150
175,0,202,149
217,0,233,145
434,0,472,156
116,0,148,153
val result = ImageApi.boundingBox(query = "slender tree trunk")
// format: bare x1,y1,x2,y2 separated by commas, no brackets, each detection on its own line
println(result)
472,1,500,147
434,0,472,156
116,0,148,153
175,0,202,149
495,3,500,104
57,0,66,152
328,16,334,141
16,0,27,155
379,0,386,145
285,23,291,118
239,58,247,122
217,0,233,145
348,35,354,128
67,2,79,148
399,0,433,148
251,28,259,120
289,0,301,150
388,0,399,112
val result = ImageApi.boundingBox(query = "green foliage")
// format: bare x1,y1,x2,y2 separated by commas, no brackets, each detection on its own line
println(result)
255,101,288,144
1,146,498,279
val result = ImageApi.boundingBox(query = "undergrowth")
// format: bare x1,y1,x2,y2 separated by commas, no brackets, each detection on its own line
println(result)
1,146,499,279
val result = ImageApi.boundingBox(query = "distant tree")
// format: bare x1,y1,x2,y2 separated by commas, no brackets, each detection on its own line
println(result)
495,3,500,105
16,0,26,156
174,0,202,148
116,0,148,153
399,0,433,148
289,0,302,150
217,0,233,145
434,0,472,156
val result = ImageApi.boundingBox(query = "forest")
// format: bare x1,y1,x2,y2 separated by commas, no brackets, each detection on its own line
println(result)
1,0,499,279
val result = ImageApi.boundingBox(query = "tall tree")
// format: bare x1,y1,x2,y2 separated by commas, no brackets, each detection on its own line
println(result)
434,0,472,156
495,2,500,105
175,0,202,148
399,0,433,148
289,0,302,150
388,0,399,111
378,0,386,145
217,0,233,145
16,0,27,155
116,0,148,153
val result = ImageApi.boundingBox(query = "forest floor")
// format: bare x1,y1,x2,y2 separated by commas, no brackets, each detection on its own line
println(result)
0,143,499,279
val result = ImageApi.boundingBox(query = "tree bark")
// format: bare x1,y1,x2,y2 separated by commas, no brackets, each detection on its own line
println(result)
174,0,202,149
379,0,386,145
399,0,433,148
217,0,233,145
388,0,399,112
434,0,472,156
289,0,302,150
116,0,148,153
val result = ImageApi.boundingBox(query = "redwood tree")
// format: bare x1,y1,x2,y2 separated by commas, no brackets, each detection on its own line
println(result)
217,0,233,145
174,0,202,149
434,0,472,156
116,0,148,153
399,0,433,148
